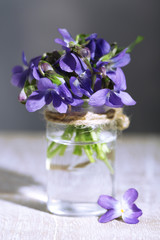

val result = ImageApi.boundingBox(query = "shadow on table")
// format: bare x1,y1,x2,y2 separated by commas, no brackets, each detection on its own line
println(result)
0,167,49,213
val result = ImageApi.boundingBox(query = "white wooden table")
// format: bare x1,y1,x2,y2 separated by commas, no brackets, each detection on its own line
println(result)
0,133,160,240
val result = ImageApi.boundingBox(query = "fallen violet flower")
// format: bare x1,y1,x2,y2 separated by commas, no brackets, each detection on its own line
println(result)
97,188,142,224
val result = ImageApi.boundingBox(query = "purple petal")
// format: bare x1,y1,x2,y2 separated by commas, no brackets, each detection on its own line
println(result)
29,56,41,67
97,195,119,210
59,53,76,72
111,49,131,68
26,91,46,112
96,60,108,69
106,71,116,84
122,216,139,224
58,83,73,101
99,209,121,223
72,54,87,75
116,91,136,106
93,67,100,73
58,28,75,43
123,188,138,205
79,70,93,95
32,67,40,80
113,53,131,68
94,75,102,91
70,75,90,98
111,48,127,62
11,73,22,87
116,68,127,91
81,88,91,98
11,69,29,88
62,46,71,52
22,51,28,66
38,78,56,91
107,68,127,91
70,76,83,97
122,203,142,224
86,33,98,40
12,65,23,74
45,91,53,105
75,55,88,74
96,38,110,58
55,38,67,47
106,91,123,107
70,97,84,106
52,91,67,113
89,89,110,107
86,39,96,60
129,204,143,218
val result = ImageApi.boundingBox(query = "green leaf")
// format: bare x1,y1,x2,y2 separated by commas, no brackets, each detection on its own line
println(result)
75,34,89,44
101,45,118,62
24,79,37,97
101,52,112,62
45,51,62,65
45,72,63,86
127,36,144,53
69,41,76,48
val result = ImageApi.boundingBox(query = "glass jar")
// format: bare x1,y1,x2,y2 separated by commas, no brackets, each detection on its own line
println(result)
45,104,117,216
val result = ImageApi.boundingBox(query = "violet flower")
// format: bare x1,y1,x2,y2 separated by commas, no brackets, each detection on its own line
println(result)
97,48,131,71
25,77,83,113
89,68,136,107
55,28,90,75
55,28,76,48
26,78,70,113
86,33,110,61
11,52,41,88
59,51,87,75
98,188,142,224
11,29,142,112
93,48,131,92
70,70,93,98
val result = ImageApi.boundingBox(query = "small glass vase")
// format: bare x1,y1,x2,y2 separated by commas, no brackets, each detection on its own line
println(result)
45,104,117,216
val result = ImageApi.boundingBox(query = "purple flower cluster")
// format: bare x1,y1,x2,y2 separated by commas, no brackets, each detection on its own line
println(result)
11,28,137,113
98,188,142,224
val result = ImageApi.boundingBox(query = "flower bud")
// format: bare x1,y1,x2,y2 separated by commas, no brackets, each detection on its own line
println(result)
99,66,106,77
38,61,53,76
80,47,90,58
18,88,27,103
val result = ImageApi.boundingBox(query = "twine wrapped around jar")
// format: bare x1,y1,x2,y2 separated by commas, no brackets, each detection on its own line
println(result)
44,107,130,130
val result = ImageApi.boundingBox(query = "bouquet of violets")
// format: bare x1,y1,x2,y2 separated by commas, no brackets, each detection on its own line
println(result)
11,29,143,171
11,28,143,111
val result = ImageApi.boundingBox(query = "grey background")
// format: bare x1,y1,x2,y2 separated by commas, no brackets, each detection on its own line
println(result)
0,0,159,133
